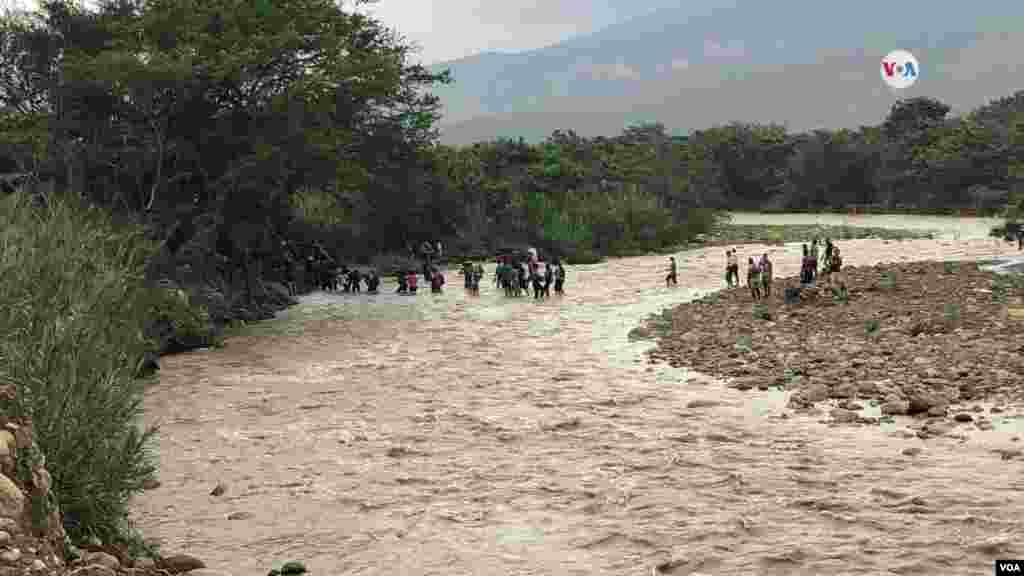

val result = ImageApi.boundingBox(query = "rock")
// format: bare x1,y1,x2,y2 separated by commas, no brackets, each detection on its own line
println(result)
31,559,45,572
685,399,721,409
226,511,252,521
880,399,909,416
917,421,953,439
0,474,24,519
160,554,206,574
31,465,50,497
280,560,307,574
0,549,19,563
181,570,234,576
902,447,923,456
926,405,947,418
991,406,1005,414
210,483,226,497
0,531,9,547
833,383,858,399
142,479,161,491
953,413,973,423
907,391,947,415
83,551,120,570
830,408,860,424
134,557,157,570
729,377,757,391
0,519,16,535
66,567,116,576
976,419,995,431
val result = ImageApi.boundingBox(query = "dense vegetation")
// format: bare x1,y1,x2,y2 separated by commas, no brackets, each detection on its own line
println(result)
0,0,1022,552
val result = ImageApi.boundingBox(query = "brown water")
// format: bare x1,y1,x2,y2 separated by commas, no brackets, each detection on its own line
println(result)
132,224,1024,576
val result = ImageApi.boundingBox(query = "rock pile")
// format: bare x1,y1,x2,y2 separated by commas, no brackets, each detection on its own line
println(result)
646,261,1024,429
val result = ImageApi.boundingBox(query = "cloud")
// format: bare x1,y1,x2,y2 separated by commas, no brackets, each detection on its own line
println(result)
703,38,746,58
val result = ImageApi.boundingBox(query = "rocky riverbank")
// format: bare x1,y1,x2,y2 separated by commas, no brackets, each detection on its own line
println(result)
644,260,1024,434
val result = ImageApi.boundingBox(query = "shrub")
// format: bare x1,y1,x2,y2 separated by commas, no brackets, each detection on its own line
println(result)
943,302,961,324
943,261,960,274
752,303,772,320
0,191,159,544
864,318,881,337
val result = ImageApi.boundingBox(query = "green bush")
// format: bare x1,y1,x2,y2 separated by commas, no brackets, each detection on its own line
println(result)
0,191,159,544
864,318,881,337
150,282,217,352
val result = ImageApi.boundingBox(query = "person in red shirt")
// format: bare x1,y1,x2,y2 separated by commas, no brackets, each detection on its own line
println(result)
406,270,418,294
431,268,445,293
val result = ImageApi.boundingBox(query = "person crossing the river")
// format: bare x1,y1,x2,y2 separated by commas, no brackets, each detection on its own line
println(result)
472,263,484,295
543,261,553,298
406,269,419,294
666,256,678,287
430,267,445,293
366,270,380,294
554,260,566,295
532,264,545,299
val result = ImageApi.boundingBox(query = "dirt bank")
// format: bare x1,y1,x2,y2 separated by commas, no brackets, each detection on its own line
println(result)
645,260,1024,433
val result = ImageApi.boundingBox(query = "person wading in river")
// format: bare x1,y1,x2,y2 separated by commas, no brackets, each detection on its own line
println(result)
431,267,445,293
666,256,678,287
555,261,566,295
472,262,484,295
406,269,419,294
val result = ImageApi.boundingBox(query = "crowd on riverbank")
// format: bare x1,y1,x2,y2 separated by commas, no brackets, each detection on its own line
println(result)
645,254,1024,433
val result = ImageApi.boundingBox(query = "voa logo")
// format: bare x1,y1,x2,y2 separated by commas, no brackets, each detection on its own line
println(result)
881,50,919,89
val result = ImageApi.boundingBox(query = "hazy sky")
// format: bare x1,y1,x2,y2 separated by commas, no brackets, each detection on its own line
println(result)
361,0,673,65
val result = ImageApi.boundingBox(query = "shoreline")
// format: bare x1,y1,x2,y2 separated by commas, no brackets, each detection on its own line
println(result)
640,258,1024,436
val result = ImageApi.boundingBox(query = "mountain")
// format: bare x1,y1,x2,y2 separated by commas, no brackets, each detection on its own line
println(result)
429,1,1024,145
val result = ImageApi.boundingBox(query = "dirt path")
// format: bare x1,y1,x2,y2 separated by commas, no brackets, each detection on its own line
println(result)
132,233,1024,576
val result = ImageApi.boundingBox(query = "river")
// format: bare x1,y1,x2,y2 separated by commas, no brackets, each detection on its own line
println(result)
131,214,1024,576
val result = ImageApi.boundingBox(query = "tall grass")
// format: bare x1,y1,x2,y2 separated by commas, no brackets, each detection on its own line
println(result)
0,190,159,546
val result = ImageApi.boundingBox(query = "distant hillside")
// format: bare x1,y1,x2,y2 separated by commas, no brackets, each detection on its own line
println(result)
429,1,1023,145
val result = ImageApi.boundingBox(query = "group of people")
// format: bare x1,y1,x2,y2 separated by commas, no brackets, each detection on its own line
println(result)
321,266,381,294
494,251,566,299
396,266,446,294
721,237,844,300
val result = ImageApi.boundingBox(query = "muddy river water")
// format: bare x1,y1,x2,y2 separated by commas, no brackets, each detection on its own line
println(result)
132,214,1024,575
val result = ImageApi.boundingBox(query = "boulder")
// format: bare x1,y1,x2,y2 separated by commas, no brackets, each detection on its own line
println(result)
0,474,24,519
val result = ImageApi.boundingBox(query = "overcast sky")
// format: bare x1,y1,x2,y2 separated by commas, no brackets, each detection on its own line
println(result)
360,0,662,65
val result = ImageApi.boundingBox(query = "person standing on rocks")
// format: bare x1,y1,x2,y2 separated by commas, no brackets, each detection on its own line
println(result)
666,256,678,287
748,257,762,300
726,249,739,287
396,269,408,293
800,244,813,286
543,261,554,297
810,238,820,283
823,238,834,272
760,253,773,297
430,267,445,293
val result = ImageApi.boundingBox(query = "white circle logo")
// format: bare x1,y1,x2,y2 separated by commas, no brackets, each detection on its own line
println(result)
881,50,919,89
